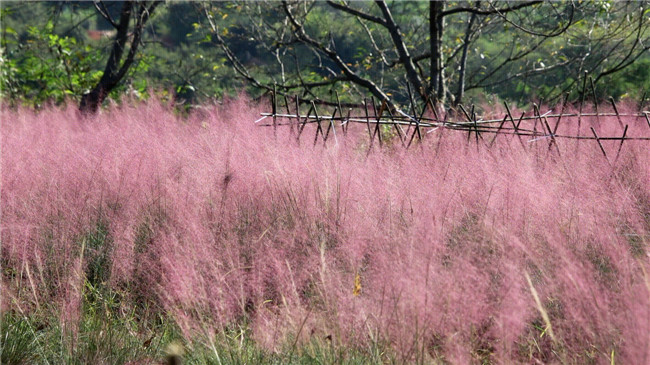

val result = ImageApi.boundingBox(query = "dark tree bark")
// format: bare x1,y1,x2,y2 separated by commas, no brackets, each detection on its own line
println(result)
429,0,445,103
79,1,161,114
455,4,478,106
374,1,425,99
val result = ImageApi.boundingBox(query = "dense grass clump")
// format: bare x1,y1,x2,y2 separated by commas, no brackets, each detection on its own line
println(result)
2,98,649,363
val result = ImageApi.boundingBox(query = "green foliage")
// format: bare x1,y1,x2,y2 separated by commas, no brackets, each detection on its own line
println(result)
44,283,171,364
1,16,103,107
599,59,650,101
1,282,179,365
0,312,42,365
1,287,393,364
183,333,393,364
80,219,112,289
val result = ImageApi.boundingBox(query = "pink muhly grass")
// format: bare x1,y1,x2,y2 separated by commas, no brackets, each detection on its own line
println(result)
1,97,649,363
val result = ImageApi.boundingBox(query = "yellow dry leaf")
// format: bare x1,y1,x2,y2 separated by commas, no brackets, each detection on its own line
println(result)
353,272,362,297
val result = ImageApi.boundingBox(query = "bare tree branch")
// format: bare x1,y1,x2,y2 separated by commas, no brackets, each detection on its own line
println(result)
93,0,118,29
375,1,425,98
489,1,575,38
440,1,543,18
325,1,386,26
281,1,394,106
455,4,478,106
595,4,649,83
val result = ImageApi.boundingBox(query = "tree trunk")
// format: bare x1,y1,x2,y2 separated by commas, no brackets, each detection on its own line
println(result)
80,1,134,114
429,0,445,103
79,87,107,114
375,1,426,99
455,8,477,106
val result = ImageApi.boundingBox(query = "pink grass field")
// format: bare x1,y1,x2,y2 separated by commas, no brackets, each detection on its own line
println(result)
2,98,649,363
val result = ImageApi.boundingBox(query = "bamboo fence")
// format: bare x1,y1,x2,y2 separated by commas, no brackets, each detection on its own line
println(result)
256,87,650,159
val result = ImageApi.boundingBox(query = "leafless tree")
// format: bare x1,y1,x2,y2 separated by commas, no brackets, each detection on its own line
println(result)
201,1,648,111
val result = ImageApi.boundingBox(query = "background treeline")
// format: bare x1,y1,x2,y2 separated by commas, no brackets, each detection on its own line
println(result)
1,1,649,111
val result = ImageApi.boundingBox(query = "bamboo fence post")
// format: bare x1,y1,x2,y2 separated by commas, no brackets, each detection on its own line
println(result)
578,71,588,136
335,91,346,136
311,100,323,146
552,93,568,136
297,101,313,141
590,127,608,159
364,99,374,147
406,96,428,148
272,84,277,137
590,76,599,116
385,105,406,146
458,104,473,143
324,105,339,143
614,125,628,163
489,115,508,147
609,97,624,128
406,82,417,136
532,103,540,135
504,101,517,131
428,96,441,123
293,95,300,137
345,108,351,137
543,116,561,155
370,97,383,148
283,94,293,136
